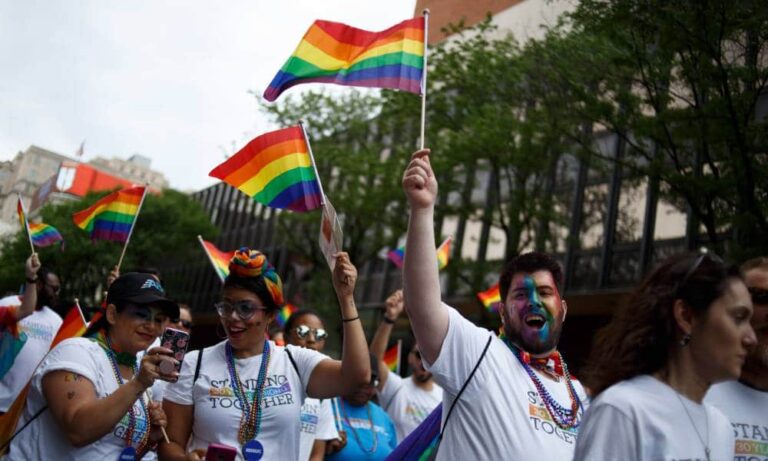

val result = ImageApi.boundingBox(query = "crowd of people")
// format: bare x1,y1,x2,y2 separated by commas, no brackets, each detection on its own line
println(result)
0,148,764,460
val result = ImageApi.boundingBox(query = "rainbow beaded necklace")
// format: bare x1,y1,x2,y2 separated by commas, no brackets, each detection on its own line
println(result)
339,398,378,455
225,340,271,445
500,334,583,430
91,330,150,456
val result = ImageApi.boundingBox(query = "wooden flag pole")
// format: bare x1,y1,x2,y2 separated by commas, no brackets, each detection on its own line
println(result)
396,339,403,376
116,185,149,272
419,9,430,150
299,120,327,207
73,298,87,327
17,194,35,255
198,235,226,283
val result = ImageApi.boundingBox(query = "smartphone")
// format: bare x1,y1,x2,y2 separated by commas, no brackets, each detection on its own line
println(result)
158,327,190,382
205,443,238,461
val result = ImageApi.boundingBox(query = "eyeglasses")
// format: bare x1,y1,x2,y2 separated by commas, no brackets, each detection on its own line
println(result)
215,300,266,320
748,287,768,305
295,325,328,341
124,305,168,324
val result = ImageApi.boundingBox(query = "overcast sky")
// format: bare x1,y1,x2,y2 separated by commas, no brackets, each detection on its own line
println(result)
0,0,416,191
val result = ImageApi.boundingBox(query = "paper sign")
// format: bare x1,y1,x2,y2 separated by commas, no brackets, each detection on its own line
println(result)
318,197,343,270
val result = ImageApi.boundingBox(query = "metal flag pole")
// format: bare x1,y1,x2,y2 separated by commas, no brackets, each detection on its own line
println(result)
419,9,430,150
116,185,149,272
299,120,327,208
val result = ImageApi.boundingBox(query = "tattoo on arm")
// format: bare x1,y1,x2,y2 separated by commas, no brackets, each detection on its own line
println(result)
63,373,83,383
67,391,76,400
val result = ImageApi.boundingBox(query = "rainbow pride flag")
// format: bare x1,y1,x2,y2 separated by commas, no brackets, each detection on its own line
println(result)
477,282,501,312
209,126,323,212
198,237,236,282
276,303,298,328
50,304,89,349
383,340,401,374
72,186,146,242
16,196,64,248
387,237,451,270
264,17,425,102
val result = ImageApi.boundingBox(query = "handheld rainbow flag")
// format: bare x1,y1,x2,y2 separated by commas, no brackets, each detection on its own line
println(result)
209,125,324,212
383,340,401,374
72,186,146,243
27,223,64,248
16,195,35,254
263,17,425,102
387,236,451,270
276,303,299,328
198,236,236,282
50,301,89,349
477,282,501,312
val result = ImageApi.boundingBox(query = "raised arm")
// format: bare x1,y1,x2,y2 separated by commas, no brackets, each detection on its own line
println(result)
401,149,448,364
370,290,403,390
17,253,41,321
307,252,370,398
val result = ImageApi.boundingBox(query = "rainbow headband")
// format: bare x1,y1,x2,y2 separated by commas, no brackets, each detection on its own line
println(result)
229,248,285,308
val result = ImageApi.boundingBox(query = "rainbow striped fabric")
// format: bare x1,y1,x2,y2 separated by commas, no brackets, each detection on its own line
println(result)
383,340,401,373
387,237,451,270
199,239,235,282
51,304,89,349
477,282,501,312
263,17,425,102
387,246,405,268
276,303,298,328
16,197,63,247
209,126,322,212
72,186,146,242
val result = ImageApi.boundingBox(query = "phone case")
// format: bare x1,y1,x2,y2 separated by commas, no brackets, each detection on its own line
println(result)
160,327,190,382
205,443,238,461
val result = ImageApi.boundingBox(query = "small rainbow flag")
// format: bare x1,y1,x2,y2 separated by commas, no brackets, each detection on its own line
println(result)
383,340,401,374
198,237,236,282
50,303,89,349
477,282,501,312
276,303,298,328
209,126,323,212
72,186,146,242
387,237,451,270
264,17,425,102
16,196,63,248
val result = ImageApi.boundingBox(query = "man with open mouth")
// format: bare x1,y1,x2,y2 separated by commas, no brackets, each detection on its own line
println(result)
400,148,588,460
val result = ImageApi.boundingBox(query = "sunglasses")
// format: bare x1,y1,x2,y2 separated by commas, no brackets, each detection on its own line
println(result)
295,325,328,341
215,300,266,320
676,250,724,297
748,287,768,305
124,305,167,324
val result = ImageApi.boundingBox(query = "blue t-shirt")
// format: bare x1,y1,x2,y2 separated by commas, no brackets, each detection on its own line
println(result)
328,399,397,461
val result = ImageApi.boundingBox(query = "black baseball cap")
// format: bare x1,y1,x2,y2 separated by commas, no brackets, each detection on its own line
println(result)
106,272,179,319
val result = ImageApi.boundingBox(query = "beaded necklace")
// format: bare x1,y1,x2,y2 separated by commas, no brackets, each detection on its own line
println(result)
91,331,150,456
339,398,378,455
225,340,271,445
501,335,583,430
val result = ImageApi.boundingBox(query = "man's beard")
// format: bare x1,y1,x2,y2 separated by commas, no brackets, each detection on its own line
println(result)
504,322,563,355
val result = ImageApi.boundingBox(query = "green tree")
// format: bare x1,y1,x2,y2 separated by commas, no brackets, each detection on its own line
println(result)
0,189,217,307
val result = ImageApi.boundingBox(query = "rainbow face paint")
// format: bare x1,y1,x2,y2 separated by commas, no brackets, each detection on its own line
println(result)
503,272,565,355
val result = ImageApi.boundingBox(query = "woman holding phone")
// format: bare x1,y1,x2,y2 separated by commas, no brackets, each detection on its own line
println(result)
5,272,179,460
160,249,370,461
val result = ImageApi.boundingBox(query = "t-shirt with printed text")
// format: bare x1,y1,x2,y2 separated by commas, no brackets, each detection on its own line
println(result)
163,340,326,461
327,399,397,461
379,371,442,442
425,305,588,460
299,397,339,461
706,380,768,461
574,375,734,461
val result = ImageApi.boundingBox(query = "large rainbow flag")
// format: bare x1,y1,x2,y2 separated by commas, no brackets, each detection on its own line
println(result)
198,237,235,282
16,196,63,247
388,237,451,270
477,282,501,312
383,340,401,374
209,126,323,212
72,186,146,242
264,17,425,102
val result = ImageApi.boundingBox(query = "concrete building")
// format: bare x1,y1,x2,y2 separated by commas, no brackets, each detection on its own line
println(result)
89,154,169,189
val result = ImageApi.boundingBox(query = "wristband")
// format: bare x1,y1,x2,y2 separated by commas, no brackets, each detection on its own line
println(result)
382,316,396,325
342,316,360,323
26,277,37,284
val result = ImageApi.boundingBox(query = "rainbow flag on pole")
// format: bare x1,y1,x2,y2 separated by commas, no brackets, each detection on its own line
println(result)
387,237,451,270
50,303,89,349
477,282,501,312
16,196,63,248
264,17,425,101
383,340,401,374
276,303,299,328
209,126,323,212
72,186,146,242
198,237,235,282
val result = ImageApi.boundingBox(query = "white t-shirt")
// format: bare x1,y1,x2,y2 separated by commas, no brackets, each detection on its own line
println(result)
425,305,588,460
379,371,442,442
706,380,768,461
163,340,326,461
0,295,62,412
298,398,339,461
7,337,153,461
574,374,734,461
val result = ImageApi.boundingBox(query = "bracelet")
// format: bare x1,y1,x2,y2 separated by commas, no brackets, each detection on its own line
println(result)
382,316,396,324
26,277,37,284
342,316,360,323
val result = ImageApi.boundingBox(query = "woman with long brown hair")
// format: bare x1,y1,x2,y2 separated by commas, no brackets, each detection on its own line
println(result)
574,251,757,461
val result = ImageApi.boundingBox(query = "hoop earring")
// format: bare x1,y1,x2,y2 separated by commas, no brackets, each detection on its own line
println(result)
680,334,691,347
216,322,228,340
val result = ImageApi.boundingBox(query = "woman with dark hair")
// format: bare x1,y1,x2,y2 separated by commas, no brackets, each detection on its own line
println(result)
160,249,369,461
6,272,178,460
283,308,340,461
574,252,757,461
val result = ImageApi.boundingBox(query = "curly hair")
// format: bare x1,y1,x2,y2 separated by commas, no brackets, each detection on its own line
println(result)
583,252,742,396
499,251,564,302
